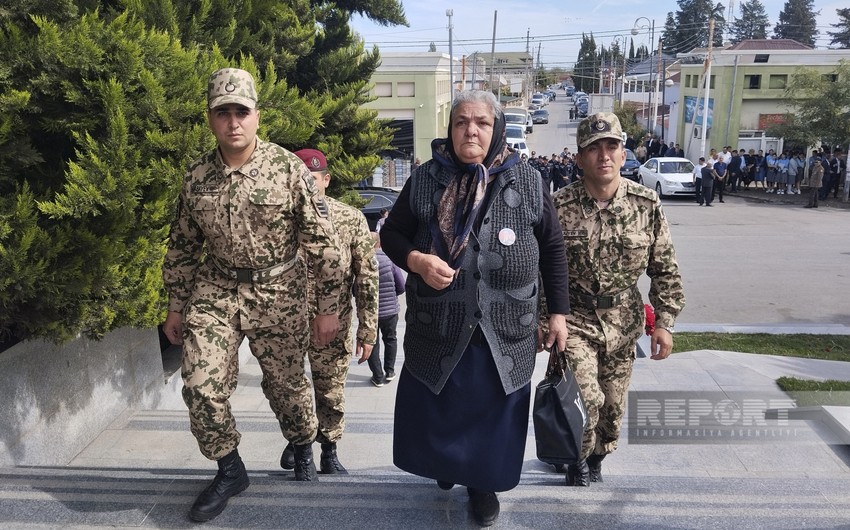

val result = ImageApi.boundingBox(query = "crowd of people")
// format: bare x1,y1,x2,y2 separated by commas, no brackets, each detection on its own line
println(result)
162,71,685,527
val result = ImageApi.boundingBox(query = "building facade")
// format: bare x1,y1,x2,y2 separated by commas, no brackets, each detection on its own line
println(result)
674,40,850,161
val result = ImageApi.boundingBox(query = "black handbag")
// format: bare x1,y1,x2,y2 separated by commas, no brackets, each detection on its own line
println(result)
532,346,587,465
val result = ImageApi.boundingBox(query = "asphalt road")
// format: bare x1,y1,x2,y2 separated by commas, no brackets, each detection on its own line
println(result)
527,96,850,327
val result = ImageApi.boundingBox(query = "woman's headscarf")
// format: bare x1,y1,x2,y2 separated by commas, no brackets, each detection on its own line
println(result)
429,98,519,269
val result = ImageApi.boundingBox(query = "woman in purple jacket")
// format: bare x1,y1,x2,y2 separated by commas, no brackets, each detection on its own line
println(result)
367,233,406,386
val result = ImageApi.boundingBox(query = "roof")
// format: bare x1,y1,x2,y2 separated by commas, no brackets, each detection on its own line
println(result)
625,53,678,76
727,39,813,51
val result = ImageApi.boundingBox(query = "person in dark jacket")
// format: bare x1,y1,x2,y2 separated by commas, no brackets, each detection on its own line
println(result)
380,89,569,528
367,233,405,386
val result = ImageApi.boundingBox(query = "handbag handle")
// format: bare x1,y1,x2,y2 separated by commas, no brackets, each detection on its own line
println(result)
546,345,570,378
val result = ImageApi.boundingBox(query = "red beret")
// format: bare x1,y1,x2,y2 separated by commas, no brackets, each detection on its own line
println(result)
294,149,327,171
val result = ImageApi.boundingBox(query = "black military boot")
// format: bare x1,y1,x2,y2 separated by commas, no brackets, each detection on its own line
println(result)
319,442,348,475
280,442,295,470
189,449,250,522
293,443,318,481
566,459,591,487
587,454,606,483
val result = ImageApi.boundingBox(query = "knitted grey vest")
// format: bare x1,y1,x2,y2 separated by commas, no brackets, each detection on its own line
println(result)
404,160,543,395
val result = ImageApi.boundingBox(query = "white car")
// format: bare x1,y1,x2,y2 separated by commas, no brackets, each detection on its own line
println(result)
637,157,697,198
506,124,526,142
508,140,530,158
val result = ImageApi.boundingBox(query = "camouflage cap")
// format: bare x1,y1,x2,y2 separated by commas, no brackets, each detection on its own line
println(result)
208,68,258,109
577,112,623,149
294,149,328,171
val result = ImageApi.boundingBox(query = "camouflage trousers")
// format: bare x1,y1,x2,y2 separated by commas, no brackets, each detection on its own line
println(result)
306,299,354,444
182,309,316,461
565,311,636,461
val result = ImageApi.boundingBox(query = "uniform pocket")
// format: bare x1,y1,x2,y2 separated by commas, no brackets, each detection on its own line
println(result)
620,231,651,272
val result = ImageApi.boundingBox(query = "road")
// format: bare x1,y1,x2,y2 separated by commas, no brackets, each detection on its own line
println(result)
526,96,850,328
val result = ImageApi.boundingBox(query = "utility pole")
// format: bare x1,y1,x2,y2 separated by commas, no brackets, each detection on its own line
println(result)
489,11,497,98
447,9,454,105
699,18,716,157
526,29,531,102
536,41,542,91
650,37,662,136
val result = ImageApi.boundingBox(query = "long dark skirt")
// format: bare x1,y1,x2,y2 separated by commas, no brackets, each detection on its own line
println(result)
393,340,531,492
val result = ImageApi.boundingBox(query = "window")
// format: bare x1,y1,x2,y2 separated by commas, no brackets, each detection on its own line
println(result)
685,75,691,88
374,82,391,97
745,75,761,89
709,75,715,89
754,54,769,63
822,73,838,83
397,82,415,97
768,74,787,89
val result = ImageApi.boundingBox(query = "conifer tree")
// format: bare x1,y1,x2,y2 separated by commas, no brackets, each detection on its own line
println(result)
0,9,215,344
828,8,850,48
730,0,771,43
773,0,819,46
666,0,726,54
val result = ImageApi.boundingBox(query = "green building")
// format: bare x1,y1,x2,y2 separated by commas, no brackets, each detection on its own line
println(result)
675,39,850,160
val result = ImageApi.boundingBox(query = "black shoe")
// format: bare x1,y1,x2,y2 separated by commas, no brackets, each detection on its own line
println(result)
280,442,295,470
370,375,386,387
719,200,725,203
437,480,455,490
553,463,566,473
189,449,250,522
587,454,606,483
319,442,348,475
566,460,591,487
385,370,396,381
467,488,500,527
293,443,318,481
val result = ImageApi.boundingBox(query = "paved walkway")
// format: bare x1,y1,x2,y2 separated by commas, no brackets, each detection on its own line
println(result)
3,328,850,529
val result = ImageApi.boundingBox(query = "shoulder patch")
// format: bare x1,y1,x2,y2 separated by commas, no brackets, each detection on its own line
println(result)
301,171,319,196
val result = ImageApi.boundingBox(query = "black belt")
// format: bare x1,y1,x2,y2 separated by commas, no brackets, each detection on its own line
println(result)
208,254,298,284
572,287,632,310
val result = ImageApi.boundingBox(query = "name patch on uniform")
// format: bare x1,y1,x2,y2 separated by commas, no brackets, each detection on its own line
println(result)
565,229,588,239
191,183,219,195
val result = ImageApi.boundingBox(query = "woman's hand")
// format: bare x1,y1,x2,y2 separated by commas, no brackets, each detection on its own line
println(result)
407,250,456,290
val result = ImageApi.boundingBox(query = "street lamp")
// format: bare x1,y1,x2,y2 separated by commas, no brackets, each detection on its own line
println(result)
447,9,454,105
632,17,655,132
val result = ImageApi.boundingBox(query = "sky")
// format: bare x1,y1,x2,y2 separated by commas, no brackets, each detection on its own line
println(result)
350,0,845,69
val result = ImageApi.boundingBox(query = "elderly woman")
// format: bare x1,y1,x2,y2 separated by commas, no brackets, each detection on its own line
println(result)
380,90,570,527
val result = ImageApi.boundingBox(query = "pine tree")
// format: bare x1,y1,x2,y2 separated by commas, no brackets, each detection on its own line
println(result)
572,34,598,93
127,0,407,193
730,0,771,43
773,0,819,46
667,0,726,54
0,9,215,344
828,8,850,48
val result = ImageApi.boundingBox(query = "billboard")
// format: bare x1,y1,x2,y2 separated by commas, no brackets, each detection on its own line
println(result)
684,96,714,127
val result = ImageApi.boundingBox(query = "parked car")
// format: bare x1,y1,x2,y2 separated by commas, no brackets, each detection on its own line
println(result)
576,101,589,118
531,109,549,124
531,94,546,107
353,186,399,230
620,149,641,182
565,86,576,97
637,157,697,198
505,109,533,134
506,124,526,141
508,140,530,158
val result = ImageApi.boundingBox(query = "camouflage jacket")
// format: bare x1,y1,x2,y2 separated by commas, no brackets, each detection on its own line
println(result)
303,197,378,344
552,178,685,350
162,139,344,329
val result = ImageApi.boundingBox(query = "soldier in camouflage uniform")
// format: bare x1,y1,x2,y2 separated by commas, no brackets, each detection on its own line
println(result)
161,68,344,522
552,112,685,487
278,149,378,475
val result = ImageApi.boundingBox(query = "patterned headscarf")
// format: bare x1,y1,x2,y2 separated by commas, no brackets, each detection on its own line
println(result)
429,105,519,268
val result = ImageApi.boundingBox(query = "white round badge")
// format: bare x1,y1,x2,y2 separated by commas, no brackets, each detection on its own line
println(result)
498,227,516,246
